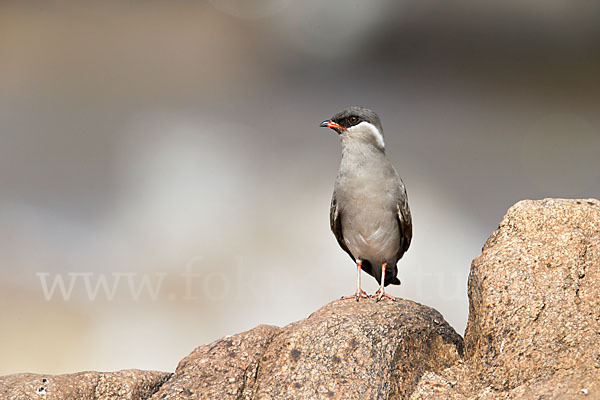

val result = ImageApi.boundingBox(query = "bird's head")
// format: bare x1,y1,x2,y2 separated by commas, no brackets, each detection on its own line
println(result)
320,106,385,151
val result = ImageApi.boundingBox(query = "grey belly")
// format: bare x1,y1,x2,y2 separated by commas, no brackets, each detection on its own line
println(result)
342,210,399,264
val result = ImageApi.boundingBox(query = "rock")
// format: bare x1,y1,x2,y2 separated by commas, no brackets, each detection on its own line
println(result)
149,324,281,399
151,299,463,399
411,198,600,399
1,300,462,400
0,370,170,400
5,198,598,399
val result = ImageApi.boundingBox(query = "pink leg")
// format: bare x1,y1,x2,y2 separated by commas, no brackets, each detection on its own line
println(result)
374,263,396,302
341,260,369,301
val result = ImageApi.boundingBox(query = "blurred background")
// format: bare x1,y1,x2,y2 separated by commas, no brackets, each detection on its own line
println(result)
1,0,599,375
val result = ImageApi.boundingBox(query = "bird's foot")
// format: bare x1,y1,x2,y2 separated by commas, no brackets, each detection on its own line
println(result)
373,288,396,302
341,290,369,302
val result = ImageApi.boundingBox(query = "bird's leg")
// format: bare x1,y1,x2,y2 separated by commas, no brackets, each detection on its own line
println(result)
341,260,369,301
374,263,396,302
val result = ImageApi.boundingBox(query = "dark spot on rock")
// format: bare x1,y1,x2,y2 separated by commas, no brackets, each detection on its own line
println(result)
349,338,359,349
183,388,193,396
294,382,302,389
328,391,335,397
576,201,581,204
291,349,301,361
228,352,236,358
588,201,595,206
42,378,48,383
224,340,233,347
332,355,341,363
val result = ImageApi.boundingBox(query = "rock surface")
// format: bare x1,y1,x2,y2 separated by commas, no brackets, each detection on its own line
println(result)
411,198,600,399
150,299,463,399
150,324,282,399
2,198,599,400
0,370,170,400
0,300,462,400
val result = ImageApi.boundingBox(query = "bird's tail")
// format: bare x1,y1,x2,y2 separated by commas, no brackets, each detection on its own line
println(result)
363,260,401,286
385,266,401,286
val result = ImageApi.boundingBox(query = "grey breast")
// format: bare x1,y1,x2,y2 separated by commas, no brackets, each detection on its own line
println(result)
332,140,410,266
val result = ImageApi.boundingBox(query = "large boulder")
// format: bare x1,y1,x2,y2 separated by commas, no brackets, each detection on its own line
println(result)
411,198,600,399
151,299,463,399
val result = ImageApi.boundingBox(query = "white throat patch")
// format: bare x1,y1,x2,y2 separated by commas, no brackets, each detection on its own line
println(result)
347,121,385,149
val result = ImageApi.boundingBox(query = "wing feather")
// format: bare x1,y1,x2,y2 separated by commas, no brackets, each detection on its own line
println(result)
395,185,412,261
330,192,355,261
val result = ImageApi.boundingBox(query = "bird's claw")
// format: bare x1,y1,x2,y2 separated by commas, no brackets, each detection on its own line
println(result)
373,288,396,302
341,290,369,301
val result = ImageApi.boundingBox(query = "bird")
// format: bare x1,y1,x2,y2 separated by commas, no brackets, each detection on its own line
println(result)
320,106,412,302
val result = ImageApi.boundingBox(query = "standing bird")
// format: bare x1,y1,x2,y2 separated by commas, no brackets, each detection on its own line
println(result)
320,107,412,302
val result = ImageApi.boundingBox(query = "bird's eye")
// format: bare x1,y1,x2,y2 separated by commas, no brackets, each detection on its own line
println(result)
348,116,359,125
